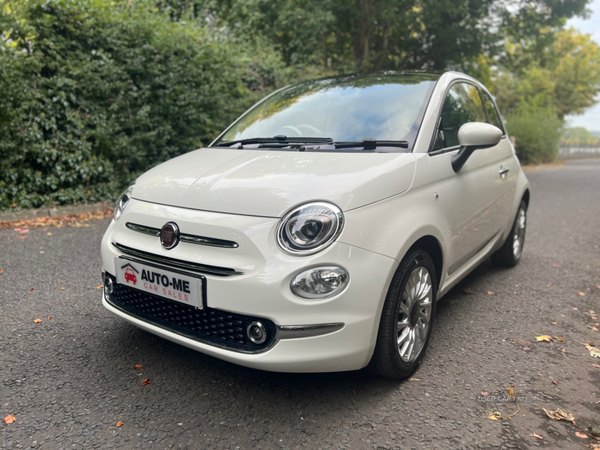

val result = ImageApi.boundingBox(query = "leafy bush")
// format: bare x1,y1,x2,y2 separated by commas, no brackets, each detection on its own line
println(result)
505,103,563,164
0,0,289,210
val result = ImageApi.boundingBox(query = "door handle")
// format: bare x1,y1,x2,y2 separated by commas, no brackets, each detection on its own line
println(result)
499,167,509,179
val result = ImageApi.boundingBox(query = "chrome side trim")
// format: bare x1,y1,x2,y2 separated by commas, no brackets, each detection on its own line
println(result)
111,242,245,277
126,222,239,249
275,323,345,340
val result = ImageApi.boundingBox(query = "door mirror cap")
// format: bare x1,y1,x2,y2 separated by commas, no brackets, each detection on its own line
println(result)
458,122,502,148
452,122,503,173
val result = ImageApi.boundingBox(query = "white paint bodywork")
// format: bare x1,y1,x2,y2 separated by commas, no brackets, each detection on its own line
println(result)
100,71,530,372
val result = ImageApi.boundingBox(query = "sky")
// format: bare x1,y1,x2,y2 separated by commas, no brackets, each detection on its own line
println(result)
565,0,600,131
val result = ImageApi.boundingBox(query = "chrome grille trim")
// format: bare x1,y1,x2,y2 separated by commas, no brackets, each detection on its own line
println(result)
111,242,245,277
126,222,160,237
126,222,239,249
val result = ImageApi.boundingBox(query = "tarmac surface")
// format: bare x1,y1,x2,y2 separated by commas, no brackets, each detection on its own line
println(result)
1,159,599,450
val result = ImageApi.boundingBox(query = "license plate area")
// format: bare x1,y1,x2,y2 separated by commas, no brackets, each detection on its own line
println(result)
114,257,205,309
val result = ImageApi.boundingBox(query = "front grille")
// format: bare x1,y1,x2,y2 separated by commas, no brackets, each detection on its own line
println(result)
105,275,276,353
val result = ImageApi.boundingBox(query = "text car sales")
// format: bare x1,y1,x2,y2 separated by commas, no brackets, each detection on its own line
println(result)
140,269,191,302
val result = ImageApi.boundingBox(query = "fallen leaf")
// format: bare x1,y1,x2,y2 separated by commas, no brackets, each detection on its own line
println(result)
552,322,558,325
593,363,600,368
95,285,104,289
408,378,420,382
134,364,143,370
589,426,600,437
487,291,494,295
30,288,34,292
543,408,575,422
530,433,543,440
141,378,151,386
352,390,356,395
536,335,552,342
463,288,474,295
574,307,579,310
47,232,52,236
33,319,42,323
579,292,586,296
554,337,566,341
4,415,16,424
481,391,490,397
61,287,65,290
47,317,53,320
14,228,28,233
508,386,515,398
523,347,530,351
552,381,558,385
489,411,502,421
562,348,566,352
548,282,553,286
590,327,599,332
576,431,588,439
18,236,28,239
584,344,600,358
0,270,3,273
552,263,561,267
116,421,123,427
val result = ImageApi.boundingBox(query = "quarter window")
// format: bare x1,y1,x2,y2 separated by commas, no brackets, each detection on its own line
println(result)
439,83,487,148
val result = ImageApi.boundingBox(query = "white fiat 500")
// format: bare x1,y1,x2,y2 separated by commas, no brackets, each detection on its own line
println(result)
101,71,529,379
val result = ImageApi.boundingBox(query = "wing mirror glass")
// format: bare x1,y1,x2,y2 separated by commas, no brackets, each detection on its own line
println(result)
452,122,503,172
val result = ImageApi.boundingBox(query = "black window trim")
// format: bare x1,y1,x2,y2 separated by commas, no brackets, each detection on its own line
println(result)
427,79,507,156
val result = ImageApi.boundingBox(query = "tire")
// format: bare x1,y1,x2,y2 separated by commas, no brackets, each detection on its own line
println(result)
491,200,527,267
371,249,437,379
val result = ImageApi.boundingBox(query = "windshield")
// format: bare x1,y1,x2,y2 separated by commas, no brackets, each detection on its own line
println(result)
213,73,438,152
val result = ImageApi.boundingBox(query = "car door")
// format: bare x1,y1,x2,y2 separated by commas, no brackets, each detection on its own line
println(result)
478,89,519,233
431,82,499,275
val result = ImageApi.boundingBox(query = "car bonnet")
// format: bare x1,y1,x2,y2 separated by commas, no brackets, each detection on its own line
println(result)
131,148,416,217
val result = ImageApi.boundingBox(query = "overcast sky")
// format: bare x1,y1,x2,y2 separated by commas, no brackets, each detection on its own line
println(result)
565,0,600,131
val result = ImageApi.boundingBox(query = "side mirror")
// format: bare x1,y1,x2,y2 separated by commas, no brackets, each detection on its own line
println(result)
451,122,502,172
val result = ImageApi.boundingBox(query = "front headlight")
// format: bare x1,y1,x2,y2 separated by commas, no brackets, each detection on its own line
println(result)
277,202,344,255
113,185,134,221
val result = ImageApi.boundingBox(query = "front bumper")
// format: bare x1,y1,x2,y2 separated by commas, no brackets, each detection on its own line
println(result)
101,199,399,372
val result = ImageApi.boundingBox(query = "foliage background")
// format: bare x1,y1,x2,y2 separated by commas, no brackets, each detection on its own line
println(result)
1,0,599,210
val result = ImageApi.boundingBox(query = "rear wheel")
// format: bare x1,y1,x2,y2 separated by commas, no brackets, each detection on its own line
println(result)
371,249,437,379
492,200,527,267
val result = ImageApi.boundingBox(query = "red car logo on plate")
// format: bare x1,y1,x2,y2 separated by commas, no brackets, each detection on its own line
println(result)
124,268,137,285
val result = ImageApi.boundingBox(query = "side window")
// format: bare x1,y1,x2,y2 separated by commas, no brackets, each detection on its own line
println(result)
480,90,505,133
439,83,487,148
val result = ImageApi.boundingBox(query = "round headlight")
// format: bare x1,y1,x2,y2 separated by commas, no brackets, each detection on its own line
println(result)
290,266,349,299
277,202,344,255
113,185,134,221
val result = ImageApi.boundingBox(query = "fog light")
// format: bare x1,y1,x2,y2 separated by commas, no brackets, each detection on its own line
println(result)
247,322,267,344
104,275,114,298
290,266,349,299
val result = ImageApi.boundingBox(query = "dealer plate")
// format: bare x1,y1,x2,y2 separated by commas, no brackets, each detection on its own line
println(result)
114,258,203,309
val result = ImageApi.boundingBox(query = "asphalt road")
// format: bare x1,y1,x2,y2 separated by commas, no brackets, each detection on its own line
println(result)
1,159,599,450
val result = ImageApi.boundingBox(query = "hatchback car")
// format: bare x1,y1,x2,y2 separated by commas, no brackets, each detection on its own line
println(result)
101,71,529,379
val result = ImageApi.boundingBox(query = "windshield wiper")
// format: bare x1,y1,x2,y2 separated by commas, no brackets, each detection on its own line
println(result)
215,135,333,148
333,139,409,150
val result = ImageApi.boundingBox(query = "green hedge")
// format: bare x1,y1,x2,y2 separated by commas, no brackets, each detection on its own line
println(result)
505,102,563,164
0,0,287,210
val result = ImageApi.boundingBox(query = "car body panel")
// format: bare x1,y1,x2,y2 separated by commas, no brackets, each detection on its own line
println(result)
132,148,417,217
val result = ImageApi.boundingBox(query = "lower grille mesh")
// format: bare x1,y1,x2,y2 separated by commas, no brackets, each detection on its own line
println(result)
106,275,276,353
